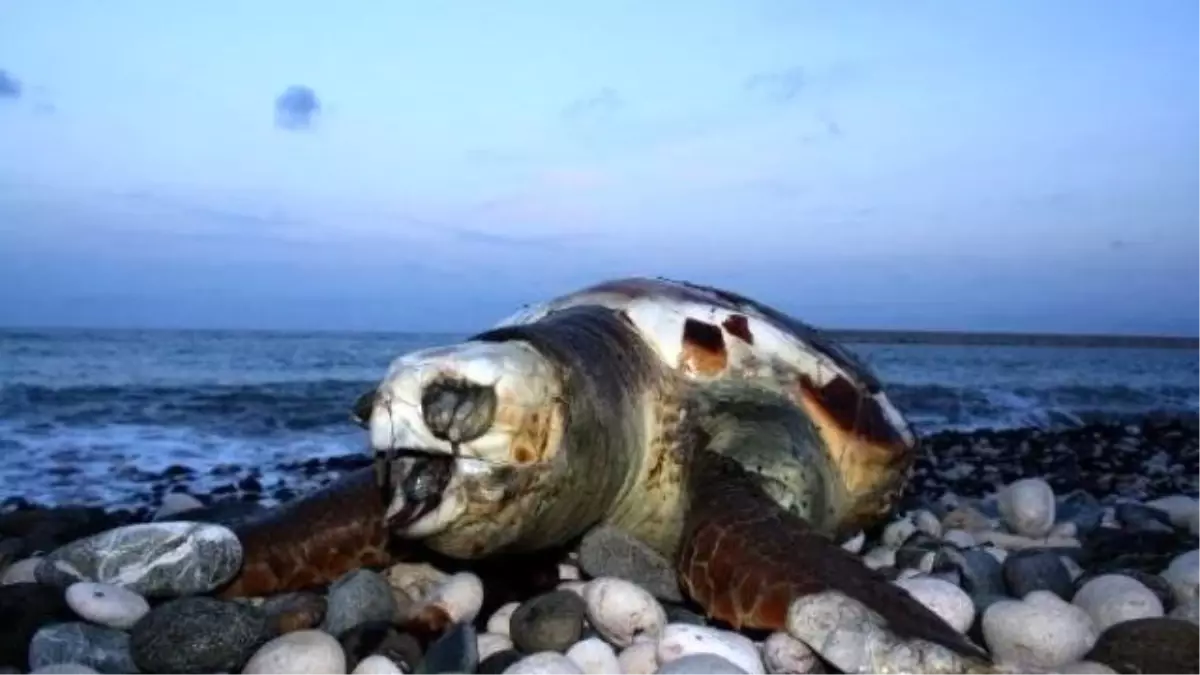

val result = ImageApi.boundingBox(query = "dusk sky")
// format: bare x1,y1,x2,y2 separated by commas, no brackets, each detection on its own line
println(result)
0,1,1196,334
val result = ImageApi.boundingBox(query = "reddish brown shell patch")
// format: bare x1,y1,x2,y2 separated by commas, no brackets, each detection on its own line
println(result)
680,318,728,375
721,314,754,344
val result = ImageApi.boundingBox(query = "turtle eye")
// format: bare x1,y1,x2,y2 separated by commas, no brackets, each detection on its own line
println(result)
420,378,498,445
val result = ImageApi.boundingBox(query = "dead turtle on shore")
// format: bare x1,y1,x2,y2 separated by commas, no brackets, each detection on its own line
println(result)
218,277,989,665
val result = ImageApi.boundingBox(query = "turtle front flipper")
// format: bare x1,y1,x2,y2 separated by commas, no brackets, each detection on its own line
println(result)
217,467,394,598
677,449,993,670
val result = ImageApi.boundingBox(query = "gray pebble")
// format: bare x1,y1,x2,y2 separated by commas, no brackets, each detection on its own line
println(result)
129,597,270,674
1003,549,1074,599
1114,503,1175,535
322,569,397,637
509,590,587,654
417,622,477,674
1057,490,1105,536
28,623,137,675
577,526,683,602
951,549,1006,597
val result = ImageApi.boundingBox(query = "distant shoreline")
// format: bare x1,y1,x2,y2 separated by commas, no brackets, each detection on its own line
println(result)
1,325,1197,349
828,328,1199,350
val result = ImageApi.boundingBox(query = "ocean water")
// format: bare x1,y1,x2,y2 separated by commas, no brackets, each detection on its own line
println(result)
2,328,1197,507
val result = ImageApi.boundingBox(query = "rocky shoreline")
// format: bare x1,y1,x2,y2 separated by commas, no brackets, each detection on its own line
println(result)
0,418,1196,673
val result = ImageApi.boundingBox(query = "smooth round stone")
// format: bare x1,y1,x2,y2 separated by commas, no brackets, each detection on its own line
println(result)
338,621,421,673
882,514,918,548
1114,503,1175,535
1057,490,1105,536
583,578,667,648
998,478,1056,538
1145,495,1200,532
893,577,975,633
761,632,819,674
982,591,1098,669
28,623,136,674
577,526,683,603
322,570,396,637
861,546,896,570
501,651,583,674
1073,574,1164,632
37,522,242,597
1003,549,1074,599
616,641,659,675
942,529,976,549
564,637,619,674
485,602,519,637
656,653,747,674
949,548,1005,596
1160,549,1199,606
130,597,271,674
351,655,404,674
656,624,763,674
1085,617,1199,674
242,630,346,674
509,590,587,653
476,633,513,662
914,509,943,538
65,582,149,630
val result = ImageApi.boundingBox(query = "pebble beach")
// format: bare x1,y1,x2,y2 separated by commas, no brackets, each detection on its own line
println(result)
1,418,1196,674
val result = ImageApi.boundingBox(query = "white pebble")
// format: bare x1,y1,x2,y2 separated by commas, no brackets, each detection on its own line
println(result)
1060,660,1118,674
559,563,582,581
565,637,620,674
914,509,943,538
840,531,865,554
761,632,820,674
981,591,1097,669
1160,549,1199,607
896,568,924,580
617,640,659,674
351,655,404,674
152,492,205,520
477,632,513,662
558,580,589,597
486,602,519,637
30,665,99,675
942,529,976,548
1073,574,1164,631
655,623,764,675
241,630,346,674
657,654,747,674
1049,521,1078,540
1,556,41,584
861,546,896,570
998,478,1056,538
583,577,667,648
423,572,484,624
65,582,150,630
1145,495,1199,531
503,652,584,674
882,515,917,548
893,576,975,633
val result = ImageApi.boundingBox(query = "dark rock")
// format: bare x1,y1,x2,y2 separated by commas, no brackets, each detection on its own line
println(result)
577,525,683,602
27,622,137,674
321,569,396,636
0,506,128,557
663,603,708,626
416,622,477,674
260,592,326,634
1057,490,1105,536
1115,503,1175,535
1086,617,1199,674
1003,550,1074,599
509,590,587,654
129,597,271,674
0,584,74,671
1082,529,1193,575
948,549,1006,597
477,649,522,674
338,621,422,673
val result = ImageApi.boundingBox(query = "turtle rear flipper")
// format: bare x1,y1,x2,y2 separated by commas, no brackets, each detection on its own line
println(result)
678,449,992,666
217,467,394,598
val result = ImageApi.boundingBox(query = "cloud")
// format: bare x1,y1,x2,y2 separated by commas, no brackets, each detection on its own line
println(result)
0,70,22,100
562,87,622,121
274,85,320,130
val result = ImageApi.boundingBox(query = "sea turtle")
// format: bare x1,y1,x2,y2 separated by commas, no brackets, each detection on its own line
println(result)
218,277,988,662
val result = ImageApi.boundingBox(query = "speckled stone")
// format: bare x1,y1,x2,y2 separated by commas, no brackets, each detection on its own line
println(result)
322,570,396,637
129,597,271,674
27,623,137,674
36,522,242,597
1086,617,1199,674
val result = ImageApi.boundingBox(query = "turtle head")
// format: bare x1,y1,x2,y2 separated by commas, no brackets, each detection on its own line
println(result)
357,338,571,556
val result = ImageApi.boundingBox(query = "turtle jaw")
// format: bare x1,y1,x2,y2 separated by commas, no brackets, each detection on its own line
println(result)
374,449,483,537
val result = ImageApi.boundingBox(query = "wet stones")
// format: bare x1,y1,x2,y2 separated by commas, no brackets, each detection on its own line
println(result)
129,597,271,674
36,522,242,597
27,623,137,675
1086,617,1199,674
576,526,683,603
321,570,396,637
1004,549,1075,599
509,590,588,654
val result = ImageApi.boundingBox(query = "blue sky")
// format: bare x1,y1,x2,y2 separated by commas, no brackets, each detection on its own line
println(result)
0,1,1196,334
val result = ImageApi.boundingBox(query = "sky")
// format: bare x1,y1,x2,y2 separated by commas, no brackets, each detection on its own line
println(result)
0,1,1196,335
